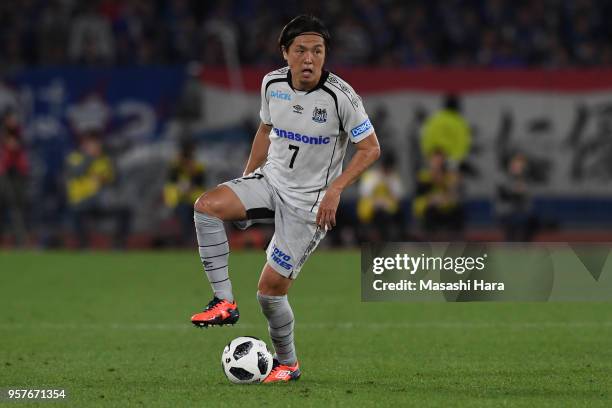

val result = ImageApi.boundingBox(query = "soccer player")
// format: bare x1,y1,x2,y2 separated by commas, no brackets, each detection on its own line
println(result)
190,15,380,383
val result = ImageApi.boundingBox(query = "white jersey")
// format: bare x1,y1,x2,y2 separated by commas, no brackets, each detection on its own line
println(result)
258,67,375,213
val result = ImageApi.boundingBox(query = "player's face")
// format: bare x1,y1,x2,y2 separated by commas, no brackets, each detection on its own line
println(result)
283,34,326,91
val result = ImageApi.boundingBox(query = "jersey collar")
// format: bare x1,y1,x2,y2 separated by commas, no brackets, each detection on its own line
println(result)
287,69,330,94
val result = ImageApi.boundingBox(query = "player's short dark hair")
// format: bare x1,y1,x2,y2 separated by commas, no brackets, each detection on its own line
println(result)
278,15,330,52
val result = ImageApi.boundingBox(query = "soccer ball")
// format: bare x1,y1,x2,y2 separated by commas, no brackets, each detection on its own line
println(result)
221,336,273,384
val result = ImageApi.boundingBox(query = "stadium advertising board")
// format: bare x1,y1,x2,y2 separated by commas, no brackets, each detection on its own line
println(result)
200,69,612,198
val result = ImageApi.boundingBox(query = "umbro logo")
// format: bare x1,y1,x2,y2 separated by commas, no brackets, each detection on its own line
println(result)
292,105,304,114
276,370,290,379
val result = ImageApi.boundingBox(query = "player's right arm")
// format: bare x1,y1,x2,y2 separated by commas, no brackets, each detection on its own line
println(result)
243,122,272,176
244,72,277,176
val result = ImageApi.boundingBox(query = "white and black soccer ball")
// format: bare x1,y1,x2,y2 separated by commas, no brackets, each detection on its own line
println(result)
221,336,273,384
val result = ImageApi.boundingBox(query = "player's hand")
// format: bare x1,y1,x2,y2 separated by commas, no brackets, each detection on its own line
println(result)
316,187,341,231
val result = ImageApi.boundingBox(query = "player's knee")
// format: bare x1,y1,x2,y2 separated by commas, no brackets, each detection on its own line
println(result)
257,274,290,296
257,279,272,294
194,192,222,218
257,281,285,296
193,193,209,213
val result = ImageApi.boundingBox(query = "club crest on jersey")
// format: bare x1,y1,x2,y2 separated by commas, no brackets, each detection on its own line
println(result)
312,107,327,123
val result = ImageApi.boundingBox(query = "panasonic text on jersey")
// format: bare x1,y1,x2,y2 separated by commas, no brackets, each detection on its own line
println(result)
273,128,331,145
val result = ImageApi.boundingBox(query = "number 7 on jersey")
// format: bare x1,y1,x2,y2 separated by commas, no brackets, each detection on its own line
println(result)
288,144,299,169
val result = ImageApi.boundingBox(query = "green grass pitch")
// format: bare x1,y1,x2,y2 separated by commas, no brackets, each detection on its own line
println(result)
0,250,611,407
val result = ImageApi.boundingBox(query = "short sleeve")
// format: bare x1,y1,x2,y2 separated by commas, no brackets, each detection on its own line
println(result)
259,77,272,125
338,86,374,143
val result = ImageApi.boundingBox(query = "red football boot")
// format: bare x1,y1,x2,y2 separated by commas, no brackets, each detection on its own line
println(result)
263,359,301,383
191,297,239,328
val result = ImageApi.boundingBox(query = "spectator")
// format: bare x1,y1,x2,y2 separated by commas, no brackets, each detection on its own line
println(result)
37,0,70,66
420,94,471,168
1,1,612,68
357,153,405,242
64,131,130,248
0,110,29,246
412,150,464,240
162,141,206,246
68,3,115,65
332,15,372,65
496,152,539,241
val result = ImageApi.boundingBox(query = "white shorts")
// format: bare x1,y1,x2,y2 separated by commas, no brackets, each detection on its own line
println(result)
222,172,326,279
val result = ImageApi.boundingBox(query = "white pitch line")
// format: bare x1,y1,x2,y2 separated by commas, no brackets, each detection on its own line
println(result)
0,321,611,331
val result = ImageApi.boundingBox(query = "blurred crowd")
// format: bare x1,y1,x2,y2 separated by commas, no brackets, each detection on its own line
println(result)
1,0,604,249
1,0,612,70
0,92,549,248
0,108,203,249
354,94,543,244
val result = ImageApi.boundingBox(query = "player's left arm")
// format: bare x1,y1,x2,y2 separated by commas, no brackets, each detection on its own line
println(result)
316,132,380,230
